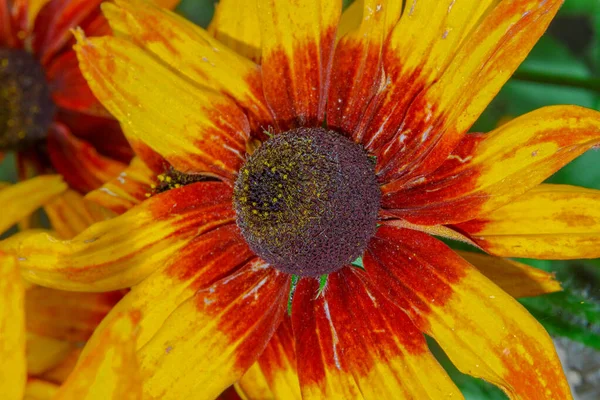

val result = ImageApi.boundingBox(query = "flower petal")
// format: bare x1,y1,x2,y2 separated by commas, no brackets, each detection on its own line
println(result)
104,0,272,131
85,157,154,215
208,0,262,62
0,254,26,400
26,287,124,342
238,317,301,400
24,379,59,400
74,31,250,181
258,0,341,130
292,267,462,399
0,175,67,235
456,251,561,298
54,311,143,400
456,184,600,259
26,333,74,375
382,106,600,225
1,182,235,291
47,123,127,193
368,0,562,184
44,189,112,239
366,226,572,399
327,0,402,138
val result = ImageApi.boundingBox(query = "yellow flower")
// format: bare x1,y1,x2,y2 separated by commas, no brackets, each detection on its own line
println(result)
4,0,600,399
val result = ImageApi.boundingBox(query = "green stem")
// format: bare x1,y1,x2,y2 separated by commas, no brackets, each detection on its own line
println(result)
512,69,600,93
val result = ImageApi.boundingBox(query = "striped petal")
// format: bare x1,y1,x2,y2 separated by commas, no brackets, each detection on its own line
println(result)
74,31,250,182
383,106,600,225
104,0,272,131
26,287,124,342
292,267,461,399
456,251,561,298
47,123,127,193
85,157,155,215
368,0,562,184
0,175,67,235
327,0,402,138
237,317,301,400
0,182,235,291
44,189,112,239
0,254,26,400
208,0,262,62
258,0,341,130
366,226,572,399
54,311,142,400
456,184,600,259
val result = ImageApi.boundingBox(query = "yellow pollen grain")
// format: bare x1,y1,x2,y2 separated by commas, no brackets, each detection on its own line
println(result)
158,174,165,182
252,209,258,214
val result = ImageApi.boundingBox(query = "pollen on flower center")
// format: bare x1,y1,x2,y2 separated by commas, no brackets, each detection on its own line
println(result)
0,48,55,151
234,127,380,277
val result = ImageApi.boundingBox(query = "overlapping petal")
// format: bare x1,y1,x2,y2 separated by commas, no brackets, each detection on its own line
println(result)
104,0,272,131
74,30,250,181
292,267,462,399
365,226,572,399
208,0,262,62
0,254,26,400
258,0,341,130
368,0,562,185
26,333,74,376
0,182,235,291
383,106,600,225
24,379,59,400
456,184,600,259
53,311,143,400
0,175,67,234
456,251,561,298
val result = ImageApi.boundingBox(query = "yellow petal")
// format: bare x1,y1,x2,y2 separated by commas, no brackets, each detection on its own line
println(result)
74,30,250,182
367,227,572,399
457,184,600,259
85,157,154,215
292,268,463,399
26,333,74,376
258,0,341,130
104,0,272,131
0,253,26,400
0,175,67,235
40,348,82,384
1,182,235,291
383,106,600,225
236,363,276,400
456,251,561,298
337,0,362,38
23,379,59,400
54,311,143,400
151,0,179,8
208,0,262,62
44,189,112,239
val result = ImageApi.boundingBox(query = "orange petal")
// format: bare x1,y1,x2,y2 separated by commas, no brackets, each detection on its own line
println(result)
368,0,562,184
0,175,67,234
0,253,26,400
292,267,462,399
24,378,59,400
74,30,250,182
382,106,600,225
26,287,124,342
85,157,155,215
26,333,74,376
104,0,272,132
366,226,572,399
456,251,561,298
44,189,113,239
456,184,600,259
152,0,179,8
1,182,235,291
54,311,143,400
238,317,301,399
327,0,402,138
208,0,262,62
258,0,341,130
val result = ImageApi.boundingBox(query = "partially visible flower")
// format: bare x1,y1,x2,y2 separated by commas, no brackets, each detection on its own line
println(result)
5,0,600,399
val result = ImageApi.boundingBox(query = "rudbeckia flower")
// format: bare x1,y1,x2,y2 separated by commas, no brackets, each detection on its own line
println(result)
0,0,179,230
4,0,600,398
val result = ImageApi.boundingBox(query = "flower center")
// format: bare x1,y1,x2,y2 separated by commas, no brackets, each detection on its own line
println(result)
234,127,380,277
0,48,55,151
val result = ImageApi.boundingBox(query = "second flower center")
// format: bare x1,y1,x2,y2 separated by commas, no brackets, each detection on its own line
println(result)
234,127,380,277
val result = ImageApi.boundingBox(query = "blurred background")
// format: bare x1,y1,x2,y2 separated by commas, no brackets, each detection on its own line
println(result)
2,0,599,398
